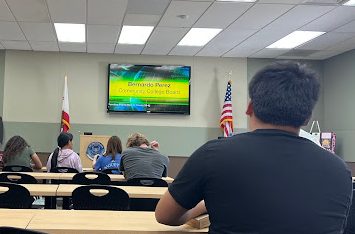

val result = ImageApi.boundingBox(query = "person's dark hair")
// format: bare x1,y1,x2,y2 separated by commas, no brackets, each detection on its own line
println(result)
3,136,29,163
248,61,320,127
104,136,122,161
50,132,73,169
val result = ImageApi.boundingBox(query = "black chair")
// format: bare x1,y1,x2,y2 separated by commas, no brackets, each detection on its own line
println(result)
344,189,355,234
48,167,79,209
0,182,33,208
72,172,111,185
127,178,168,211
3,165,33,172
50,167,79,173
126,178,168,187
102,168,122,174
0,172,38,184
0,226,47,234
72,185,129,210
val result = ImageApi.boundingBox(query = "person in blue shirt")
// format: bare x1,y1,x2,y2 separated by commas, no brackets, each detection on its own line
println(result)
94,136,122,174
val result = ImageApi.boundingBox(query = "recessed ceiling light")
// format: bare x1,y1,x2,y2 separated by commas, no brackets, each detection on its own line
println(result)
266,31,325,49
216,0,257,2
54,23,85,43
178,28,222,47
343,0,355,6
118,26,154,45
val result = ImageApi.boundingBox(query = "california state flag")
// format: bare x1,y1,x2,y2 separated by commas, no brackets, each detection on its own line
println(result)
61,75,70,132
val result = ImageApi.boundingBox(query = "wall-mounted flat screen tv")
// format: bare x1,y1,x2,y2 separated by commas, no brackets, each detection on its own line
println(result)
108,64,191,114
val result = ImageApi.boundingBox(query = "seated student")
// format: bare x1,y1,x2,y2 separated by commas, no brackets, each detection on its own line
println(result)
155,62,353,233
120,133,169,180
3,135,42,170
93,136,122,174
46,132,82,172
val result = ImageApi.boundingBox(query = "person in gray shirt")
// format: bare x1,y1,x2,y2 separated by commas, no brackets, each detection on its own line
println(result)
120,133,169,180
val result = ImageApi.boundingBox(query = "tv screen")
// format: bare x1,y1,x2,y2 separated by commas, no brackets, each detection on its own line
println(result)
108,64,191,114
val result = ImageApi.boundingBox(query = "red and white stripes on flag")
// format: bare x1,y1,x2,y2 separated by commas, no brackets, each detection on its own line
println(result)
61,75,70,132
220,81,233,137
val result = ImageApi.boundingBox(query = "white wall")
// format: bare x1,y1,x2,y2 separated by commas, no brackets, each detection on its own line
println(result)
3,51,248,129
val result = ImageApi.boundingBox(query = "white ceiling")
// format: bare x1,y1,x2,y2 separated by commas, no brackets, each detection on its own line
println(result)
0,0,355,59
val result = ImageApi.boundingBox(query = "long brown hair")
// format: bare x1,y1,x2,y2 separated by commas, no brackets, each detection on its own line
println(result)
104,136,122,161
3,136,29,163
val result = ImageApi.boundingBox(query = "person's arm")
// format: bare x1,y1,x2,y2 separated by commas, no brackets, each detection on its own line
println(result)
31,153,43,170
46,153,52,173
74,153,83,172
150,140,159,150
92,154,99,169
155,191,206,226
94,155,102,171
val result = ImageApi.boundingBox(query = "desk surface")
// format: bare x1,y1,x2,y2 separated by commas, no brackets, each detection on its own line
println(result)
58,173,174,183
39,167,93,172
57,184,167,199
0,172,61,180
0,209,208,233
0,184,58,196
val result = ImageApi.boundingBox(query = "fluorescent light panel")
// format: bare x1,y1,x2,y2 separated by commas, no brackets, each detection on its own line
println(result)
118,26,154,45
178,28,222,46
343,0,355,6
216,0,256,2
54,23,85,43
267,31,325,49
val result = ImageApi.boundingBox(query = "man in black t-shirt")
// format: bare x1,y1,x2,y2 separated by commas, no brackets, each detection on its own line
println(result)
155,62,353,234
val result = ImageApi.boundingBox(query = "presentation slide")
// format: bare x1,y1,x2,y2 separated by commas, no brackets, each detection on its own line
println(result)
108,64,190,114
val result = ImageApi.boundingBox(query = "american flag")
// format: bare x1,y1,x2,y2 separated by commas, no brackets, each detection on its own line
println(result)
220,81,233,137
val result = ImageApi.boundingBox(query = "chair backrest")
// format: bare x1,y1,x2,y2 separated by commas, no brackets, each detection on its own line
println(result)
50,167,78,173
344,189,355,234
72,172,111,185
0,182,33,208
0,226,47,234
0,172,38,184
102,168,122,174
3,165,33,172
72,185,129,210
126,178,168,187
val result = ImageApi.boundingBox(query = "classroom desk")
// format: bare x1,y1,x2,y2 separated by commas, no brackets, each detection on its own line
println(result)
56,184,167,199
0,184,59,196
39,167,94,172
0,172,61,180
58,173,174,183
25,209,208,233
0,209,35,228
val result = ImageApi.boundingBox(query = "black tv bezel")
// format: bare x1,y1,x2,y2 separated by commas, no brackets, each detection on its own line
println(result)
107,64,191,115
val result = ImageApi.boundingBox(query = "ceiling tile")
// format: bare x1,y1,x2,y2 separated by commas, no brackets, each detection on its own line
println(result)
87,43,115,53
169,46,201,56
194,2,252,28
301,6,355,32
307,50,343,59
6,0,49,22
47,0,86,23
257,0,304,3
126,0,171,15
158,1,212,27
326,36,355,51
19,22,56,41
0,0,15,21
59,42,86,52
87,25,120,43
115,44,144,54
197,28,256,56
30,41,59,51
249,48,289,58
297,32,355,50
1,40,31,50
0,22,25,40
124,14,161,26
230,4,294,30
335,20,355,33
88,0,127,25
142,27,189,55
0,43,3,49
